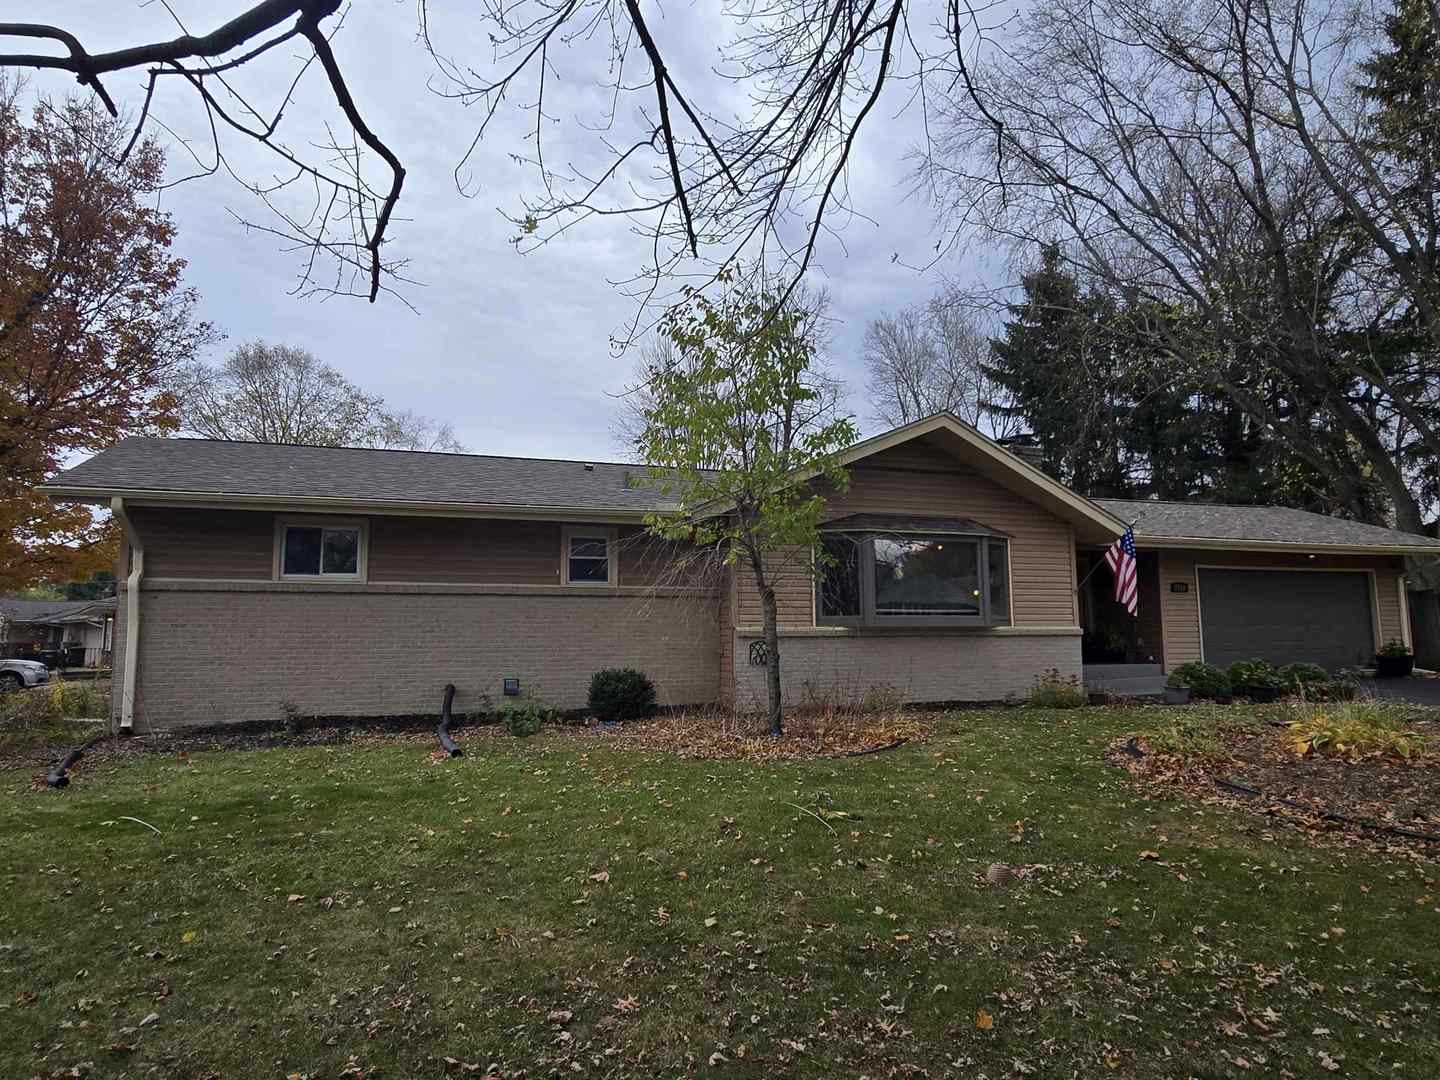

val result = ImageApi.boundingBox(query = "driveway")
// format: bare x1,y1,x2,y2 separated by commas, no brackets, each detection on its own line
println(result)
1360,677,1440,705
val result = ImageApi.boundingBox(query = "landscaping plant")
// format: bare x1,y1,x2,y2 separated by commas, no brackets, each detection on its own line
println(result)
1288,701,1429,761
1227,658,1284,700
587,668,657,723
1027,668,1086,708
1167,662,1231,700
499,700,548,738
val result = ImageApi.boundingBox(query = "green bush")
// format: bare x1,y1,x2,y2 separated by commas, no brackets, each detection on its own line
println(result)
500,700,547,738
587,667,657,722
1028,669,1086,709
1377,639,1413,658
1227,658,1283,694
1278,662,1329,692
1168,662,1231,699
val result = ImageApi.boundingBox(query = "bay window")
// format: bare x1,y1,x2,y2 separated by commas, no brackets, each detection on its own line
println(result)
816,519,1011,627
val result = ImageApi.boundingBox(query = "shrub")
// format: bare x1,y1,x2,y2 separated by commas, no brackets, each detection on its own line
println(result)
1028,669,1086,709
1377,639,1413,658
588,668,657,722
1277,662,1330,697
500,700,547,738
1227,658,1283,694
1168,662,1231,699
1288,701,1429,761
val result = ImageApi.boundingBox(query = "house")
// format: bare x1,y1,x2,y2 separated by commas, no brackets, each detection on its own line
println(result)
39,415,1440,731
0,596,116,668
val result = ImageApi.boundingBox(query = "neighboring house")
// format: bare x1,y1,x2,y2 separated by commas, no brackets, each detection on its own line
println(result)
39,415,1440,731
0,596,116,669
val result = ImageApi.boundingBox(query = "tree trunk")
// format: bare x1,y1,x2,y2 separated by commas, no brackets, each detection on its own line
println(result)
759,583,783,736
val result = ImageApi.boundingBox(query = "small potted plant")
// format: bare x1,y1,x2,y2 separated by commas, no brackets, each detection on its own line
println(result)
1375,640,1415,679
1163,671,1192,705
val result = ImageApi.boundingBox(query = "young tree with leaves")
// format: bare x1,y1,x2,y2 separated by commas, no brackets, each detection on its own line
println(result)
0,76,213,591
636,279,857,734
173,341,465,451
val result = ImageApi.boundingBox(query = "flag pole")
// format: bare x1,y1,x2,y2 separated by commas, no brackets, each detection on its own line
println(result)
1075,518,1141,594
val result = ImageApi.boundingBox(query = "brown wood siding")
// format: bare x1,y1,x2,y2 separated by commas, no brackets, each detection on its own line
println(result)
718,566,736,703
1157,549,1406,669
733,445,1078,628
129,506,275,579
130,508,710,588
735,547,816,628
368,516,559,584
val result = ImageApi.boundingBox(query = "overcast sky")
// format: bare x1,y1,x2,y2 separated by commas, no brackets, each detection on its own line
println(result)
17,1,997,461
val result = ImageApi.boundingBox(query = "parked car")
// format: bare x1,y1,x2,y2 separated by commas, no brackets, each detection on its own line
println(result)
0,658,49,692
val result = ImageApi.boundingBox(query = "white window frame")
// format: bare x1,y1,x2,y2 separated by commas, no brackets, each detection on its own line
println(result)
562,526,618,587
274,517,369,582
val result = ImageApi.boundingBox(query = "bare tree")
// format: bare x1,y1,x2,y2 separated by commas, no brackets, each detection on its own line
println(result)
174,341,465,450
924,0,1440,535
863,293,1019,434
0,1,1003,322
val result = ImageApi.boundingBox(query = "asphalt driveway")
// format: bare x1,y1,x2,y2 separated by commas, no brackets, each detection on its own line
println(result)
1360,677,1440,704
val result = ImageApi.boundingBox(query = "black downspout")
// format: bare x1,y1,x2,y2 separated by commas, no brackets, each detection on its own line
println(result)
436,683,463,757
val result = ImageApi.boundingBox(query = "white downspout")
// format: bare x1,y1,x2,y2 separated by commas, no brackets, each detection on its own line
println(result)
111,496,143,732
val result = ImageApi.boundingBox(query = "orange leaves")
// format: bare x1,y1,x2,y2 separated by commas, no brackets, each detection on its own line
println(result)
975,1007,994,1031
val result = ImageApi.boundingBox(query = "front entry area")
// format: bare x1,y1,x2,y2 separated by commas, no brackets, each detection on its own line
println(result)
1196,568,1376,670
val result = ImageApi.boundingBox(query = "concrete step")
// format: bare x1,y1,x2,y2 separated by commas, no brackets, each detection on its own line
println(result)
1083,663,1163,679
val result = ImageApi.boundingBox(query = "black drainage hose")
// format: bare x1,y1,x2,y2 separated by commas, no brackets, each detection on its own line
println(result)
436,683,463,758
1123,737,1439,843
46,733,107,788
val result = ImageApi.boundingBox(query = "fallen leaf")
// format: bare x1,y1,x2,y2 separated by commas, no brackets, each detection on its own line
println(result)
1138,850,1161,860
589,870,610,883
180,931,198,944
976,1008,994,1031
613,995,640,1013
138,1012,159,1027
287,894,305,903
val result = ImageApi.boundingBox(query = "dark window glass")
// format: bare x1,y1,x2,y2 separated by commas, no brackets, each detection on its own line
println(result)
283,527,322,575
988,540,1010,625
817,534,861,617
568,535,609,583
873,537,981,616
322,529,359,574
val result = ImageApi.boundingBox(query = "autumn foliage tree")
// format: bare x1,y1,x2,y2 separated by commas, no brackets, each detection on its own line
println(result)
0,76,214,590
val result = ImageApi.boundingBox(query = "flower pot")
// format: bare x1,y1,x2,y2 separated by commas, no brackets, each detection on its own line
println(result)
1163,686,1191,705
1375,654,1414,679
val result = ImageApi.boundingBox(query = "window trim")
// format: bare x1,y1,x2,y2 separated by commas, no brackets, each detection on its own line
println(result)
274,516,369,582
816,532,1012,628
561,526,618,587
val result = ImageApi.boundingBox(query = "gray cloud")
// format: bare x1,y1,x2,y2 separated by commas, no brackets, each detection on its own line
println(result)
15,1,974,458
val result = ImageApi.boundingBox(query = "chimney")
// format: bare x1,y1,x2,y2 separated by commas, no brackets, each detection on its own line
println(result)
998,435,1046,472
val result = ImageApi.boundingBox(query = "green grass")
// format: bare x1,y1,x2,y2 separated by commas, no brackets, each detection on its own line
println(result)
2,708,1436,1078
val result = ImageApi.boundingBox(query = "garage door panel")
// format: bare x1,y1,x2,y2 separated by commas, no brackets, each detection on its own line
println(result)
1199,569,1374,670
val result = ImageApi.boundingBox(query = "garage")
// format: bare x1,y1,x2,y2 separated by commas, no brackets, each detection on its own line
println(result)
1198,568,1376,670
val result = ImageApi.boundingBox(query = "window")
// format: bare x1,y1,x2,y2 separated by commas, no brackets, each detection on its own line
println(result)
278,520,365,579
816,532,1011,627
564,528,615,585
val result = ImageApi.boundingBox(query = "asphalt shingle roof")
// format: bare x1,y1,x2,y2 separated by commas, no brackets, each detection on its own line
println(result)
1097,498,1440,550
0,597,116,624
42,438,1440,551
45,437,678,512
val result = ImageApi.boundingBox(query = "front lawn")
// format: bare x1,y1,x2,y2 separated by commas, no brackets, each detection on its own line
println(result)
2,708,1436,1078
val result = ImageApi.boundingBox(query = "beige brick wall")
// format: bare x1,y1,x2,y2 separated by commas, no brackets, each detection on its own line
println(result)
116,582,720,730
731,628,1081,709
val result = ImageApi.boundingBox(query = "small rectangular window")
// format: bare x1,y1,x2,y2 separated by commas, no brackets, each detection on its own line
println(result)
566,532,611,584
281,524,362,578
817,534,861,618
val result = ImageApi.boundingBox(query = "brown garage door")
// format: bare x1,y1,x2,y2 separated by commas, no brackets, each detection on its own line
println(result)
1198,569,1375,670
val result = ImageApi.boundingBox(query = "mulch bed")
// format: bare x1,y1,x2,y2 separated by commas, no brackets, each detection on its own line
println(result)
1111,712,1440,852
577,710,933,761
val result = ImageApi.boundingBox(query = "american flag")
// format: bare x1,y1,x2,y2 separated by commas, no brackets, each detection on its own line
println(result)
1104,526,1139,616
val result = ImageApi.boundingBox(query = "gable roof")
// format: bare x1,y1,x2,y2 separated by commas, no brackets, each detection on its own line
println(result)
1098,498,1440,554
42,437,673,519
39,426,1440,554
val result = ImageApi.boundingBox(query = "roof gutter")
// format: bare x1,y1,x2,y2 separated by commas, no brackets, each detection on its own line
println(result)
41,485,657,524
110,496,142,732
1133,534,1440,556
